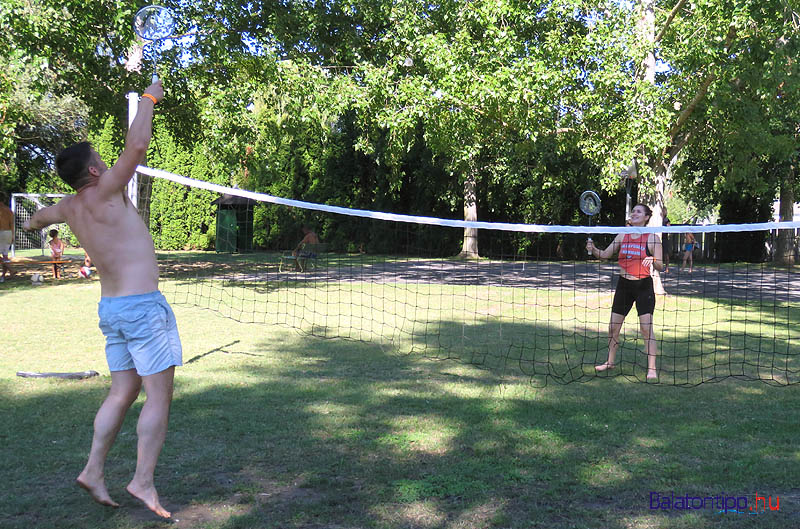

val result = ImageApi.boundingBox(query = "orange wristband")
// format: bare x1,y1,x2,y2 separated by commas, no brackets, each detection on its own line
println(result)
141,93,158,105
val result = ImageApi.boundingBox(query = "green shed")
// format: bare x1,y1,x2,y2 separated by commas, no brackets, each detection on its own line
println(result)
212,194,256,253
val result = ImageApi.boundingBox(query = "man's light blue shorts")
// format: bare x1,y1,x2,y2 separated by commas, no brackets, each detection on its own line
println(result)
98,291,183,376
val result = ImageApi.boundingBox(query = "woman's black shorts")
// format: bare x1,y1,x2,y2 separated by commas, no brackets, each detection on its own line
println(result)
611,276,655,317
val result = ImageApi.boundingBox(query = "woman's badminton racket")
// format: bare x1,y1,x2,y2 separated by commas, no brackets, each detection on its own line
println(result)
133,5,176,83
579,190,601,256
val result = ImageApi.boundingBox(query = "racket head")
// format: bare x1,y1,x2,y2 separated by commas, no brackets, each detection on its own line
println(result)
133,5,176,41
579,190,601,216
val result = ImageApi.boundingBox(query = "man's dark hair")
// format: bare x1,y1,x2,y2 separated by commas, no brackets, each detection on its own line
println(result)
55,142,93,190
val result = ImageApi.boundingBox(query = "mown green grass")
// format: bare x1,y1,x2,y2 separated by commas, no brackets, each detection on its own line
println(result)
1,275,798,529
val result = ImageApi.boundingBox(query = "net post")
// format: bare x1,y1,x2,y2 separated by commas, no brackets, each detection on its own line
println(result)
10,193,16,258
126,92,139,208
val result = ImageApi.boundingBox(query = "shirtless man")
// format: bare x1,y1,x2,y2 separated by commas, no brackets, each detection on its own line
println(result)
23,82,179,518
0,199,14,282
293,226,320,253
292,225,320,271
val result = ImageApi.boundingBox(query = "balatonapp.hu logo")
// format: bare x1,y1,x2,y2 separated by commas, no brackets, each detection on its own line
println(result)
649,492,779,514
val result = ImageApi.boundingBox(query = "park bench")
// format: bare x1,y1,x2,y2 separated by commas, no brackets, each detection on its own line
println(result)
40,259,71,278
279,243,327,272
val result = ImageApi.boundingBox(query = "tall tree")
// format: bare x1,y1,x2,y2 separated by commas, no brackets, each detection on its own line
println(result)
4,0,799,262
591,0,798,223
349,0,593,256
670,1,800,263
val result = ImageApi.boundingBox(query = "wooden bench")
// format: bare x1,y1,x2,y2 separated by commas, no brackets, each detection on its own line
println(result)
40,260,71,277
279,243,327,272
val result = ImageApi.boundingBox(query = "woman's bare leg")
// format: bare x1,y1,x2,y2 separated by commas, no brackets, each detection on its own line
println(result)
596,312,625,371
639,313,658,380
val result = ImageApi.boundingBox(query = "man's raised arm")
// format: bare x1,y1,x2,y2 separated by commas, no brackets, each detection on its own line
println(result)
96,82,164,197
24,201,68,231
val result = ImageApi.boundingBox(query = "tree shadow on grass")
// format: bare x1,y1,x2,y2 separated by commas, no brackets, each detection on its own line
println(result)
2,323,799,529
160,254,800,389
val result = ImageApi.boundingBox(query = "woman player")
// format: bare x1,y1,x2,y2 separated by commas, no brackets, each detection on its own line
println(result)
586,204,664,381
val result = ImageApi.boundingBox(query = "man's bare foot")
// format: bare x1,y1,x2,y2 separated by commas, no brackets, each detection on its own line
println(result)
126,482,171,518
647,369,658,381
76,474,119,508
595,362,616,372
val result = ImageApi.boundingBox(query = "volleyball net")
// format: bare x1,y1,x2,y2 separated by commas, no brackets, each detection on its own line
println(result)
10,194,69,256
135,165,800,387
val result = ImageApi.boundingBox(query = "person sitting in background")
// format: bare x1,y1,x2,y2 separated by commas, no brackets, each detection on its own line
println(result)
49,229,65,279
79,250,94,278
293,226,320,254
292,226,320,271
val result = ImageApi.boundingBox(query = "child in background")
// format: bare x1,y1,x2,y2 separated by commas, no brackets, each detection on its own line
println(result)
681,232,696,274
79,250,94,278
49,229,65,279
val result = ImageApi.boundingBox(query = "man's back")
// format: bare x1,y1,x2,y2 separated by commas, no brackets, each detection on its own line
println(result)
60,186,158,297
301,230,320,245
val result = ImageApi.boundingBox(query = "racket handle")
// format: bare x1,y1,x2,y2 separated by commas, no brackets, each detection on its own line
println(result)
587,237,593,256
152,72,159,84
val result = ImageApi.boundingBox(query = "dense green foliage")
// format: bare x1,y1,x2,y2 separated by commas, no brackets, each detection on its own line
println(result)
1,1,798,260
146,125,221,250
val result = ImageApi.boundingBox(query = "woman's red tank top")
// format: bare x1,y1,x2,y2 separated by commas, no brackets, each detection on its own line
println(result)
618,233,651,278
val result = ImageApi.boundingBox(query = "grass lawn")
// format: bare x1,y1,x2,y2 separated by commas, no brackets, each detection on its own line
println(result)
1,273,799,528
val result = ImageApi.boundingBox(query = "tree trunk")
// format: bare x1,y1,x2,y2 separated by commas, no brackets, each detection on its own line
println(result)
638,0,666,221
126,42,144,74
640,0,656,85
635,0,671,294
776,164,796,265
459,162,479,258
645,163,668,295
